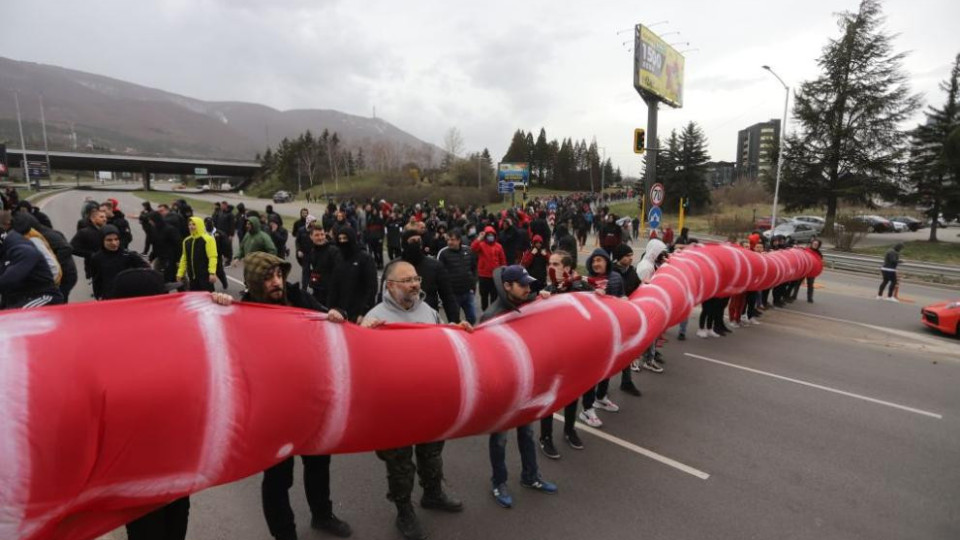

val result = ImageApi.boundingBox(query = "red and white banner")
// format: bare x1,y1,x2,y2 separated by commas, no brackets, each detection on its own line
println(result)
0,244,821,540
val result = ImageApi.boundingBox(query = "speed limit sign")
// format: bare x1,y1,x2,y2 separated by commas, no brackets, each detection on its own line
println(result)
649,183,665,207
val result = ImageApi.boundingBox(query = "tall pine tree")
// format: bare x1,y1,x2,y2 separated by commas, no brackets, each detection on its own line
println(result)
904,53,960,241
780,0,921,232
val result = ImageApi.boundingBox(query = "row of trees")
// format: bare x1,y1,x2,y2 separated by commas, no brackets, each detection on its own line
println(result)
775,0,960,240
644,122,713,212
258,129,361,193
501,128,624,190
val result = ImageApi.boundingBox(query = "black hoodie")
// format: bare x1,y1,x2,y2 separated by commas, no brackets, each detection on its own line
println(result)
0,230,58,307
328,226,378,321
89,225,149,299
12,212,77,286
147,211,183,262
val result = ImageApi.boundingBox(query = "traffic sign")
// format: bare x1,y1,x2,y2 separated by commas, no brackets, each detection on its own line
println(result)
27,161,50,179
497,181,515,194
194,167,209,176
647,206,662,229
650,183,665,206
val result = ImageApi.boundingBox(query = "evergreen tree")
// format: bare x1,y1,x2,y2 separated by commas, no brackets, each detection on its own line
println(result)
779,0,921,231
666,123,711,211
356,147,366,172
503,130,529,163
904,53,960,241
534,128,550,185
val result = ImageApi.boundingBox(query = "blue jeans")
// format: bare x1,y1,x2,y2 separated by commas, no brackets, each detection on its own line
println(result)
456,291,477,325
489,424,539,486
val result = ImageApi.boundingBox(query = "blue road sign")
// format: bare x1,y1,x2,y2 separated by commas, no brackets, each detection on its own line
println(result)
547,201,558,212
498,181,515,194
648,206,662,229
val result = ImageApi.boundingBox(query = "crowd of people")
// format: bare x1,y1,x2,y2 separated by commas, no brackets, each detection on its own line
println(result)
0,188,826,540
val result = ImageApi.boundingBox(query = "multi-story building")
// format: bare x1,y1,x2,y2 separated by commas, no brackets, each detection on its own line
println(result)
735,119,780,181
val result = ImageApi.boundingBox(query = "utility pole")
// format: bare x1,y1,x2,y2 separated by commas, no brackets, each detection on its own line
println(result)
599,146,607,202
477,153,481,189
14,92,31,189
39,94,53,187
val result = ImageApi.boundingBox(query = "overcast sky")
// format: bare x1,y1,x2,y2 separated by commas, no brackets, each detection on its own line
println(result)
3,0,958,174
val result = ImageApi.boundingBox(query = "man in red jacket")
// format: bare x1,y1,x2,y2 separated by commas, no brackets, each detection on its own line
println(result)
470,226,506,310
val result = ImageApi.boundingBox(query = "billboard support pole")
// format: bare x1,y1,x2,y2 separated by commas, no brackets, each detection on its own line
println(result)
14,92,32,189
643,95,658,199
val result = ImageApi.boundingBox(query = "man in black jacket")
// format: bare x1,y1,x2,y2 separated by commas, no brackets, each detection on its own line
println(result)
90,225,150,299
147,211,183,283
305,225,342,306
364,204,386,269
436,229,477,324
16,200,53,229
328,226,378,323
211,252,352,540
71,208,108,280
214,201,236,262
396,228,460,323
12,212,78,303
102,199,134,249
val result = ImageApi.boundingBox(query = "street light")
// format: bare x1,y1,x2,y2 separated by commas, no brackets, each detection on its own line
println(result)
762,65,789,229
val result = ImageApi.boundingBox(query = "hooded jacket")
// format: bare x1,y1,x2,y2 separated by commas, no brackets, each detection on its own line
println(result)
0,230,59,306
90,225,149,299
520,235,550,285
552,224,578,268
306,240,342,304
437,242,477,295
364,285,440,324
586,248,625,297
177,216,218,282
13,212,75,286
882,244,903,271
147,211,183,262
470,226,507,278
241,252,330,312
328,226,378,321
70,217,103,278
479,266,537,322
637,239,667,283
238,216,277,259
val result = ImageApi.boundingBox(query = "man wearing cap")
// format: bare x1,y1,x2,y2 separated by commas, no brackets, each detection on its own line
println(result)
481,265,558,509
361,260,469,540
211,252,352,540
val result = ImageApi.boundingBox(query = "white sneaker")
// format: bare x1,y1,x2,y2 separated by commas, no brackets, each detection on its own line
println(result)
629,360,641,372
708,330,721,338
594,397,620,413
887,297,899,303
579,408,603,428
696,329,709,338
876,295,884,300
747,317,761,326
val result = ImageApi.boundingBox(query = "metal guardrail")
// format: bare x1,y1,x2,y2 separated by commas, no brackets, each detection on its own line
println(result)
822,252,960,283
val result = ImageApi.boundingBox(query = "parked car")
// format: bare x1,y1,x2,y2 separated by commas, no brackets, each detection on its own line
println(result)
853,215,894,233
889,216,922,231
890,220,908,233
791,215,825,232
272,190,294,203
921,300,960,337
754,216,790,231
762,222,820,243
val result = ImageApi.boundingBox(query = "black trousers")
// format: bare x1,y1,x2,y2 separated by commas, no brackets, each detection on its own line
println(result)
540,401,579,438
59,272,78,303
806,277,816,301
262,455,333,539
367,239,384,268
478,277,497,311
879,270,897,297
387,245,402,260
125,497,190,540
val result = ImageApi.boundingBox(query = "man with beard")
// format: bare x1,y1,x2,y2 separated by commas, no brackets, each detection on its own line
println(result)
361,260,468,540
211,253,352,540
327,226,377,323
394,228,460,323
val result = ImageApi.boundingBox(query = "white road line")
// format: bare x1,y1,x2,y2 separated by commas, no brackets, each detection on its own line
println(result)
780,307,960,346
684,353,944,420
556,414,711,480
227,275,245,286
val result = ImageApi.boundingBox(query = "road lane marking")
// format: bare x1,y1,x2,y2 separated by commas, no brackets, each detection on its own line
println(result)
780,308,959,348
227,275,245,286
556,414,711,480
684,353,943,420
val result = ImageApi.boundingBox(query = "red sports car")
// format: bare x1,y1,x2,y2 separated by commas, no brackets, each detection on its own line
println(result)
921,300,960,336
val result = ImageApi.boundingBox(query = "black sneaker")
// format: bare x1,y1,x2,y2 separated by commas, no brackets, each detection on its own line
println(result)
654,350,665,363
312,513,353,538
539,436,561,460
677,333,686,341
620,383,642,396
420,490,463,513
564,431,584,450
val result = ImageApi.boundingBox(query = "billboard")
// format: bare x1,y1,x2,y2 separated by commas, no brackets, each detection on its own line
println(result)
634,25,685,108
497,162,529,185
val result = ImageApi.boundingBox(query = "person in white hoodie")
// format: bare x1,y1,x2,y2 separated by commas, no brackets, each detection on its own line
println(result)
635,239,668,372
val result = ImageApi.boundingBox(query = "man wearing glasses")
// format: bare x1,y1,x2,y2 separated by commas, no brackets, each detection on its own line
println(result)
361,260,472,540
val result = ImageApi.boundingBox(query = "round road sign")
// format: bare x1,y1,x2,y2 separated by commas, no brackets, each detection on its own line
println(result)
648,206,662,229
650,183,665,206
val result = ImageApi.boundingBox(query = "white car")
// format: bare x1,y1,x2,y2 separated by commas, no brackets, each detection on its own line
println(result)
891,220,907,233
791,215,825,230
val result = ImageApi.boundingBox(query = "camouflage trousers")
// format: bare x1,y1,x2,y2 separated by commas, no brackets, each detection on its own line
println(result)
375,441,446,504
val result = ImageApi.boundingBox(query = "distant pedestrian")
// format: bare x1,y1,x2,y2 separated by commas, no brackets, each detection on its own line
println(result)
877,243,903,301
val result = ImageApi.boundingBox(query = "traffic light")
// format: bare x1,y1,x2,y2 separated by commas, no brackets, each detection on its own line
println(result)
633,129,646,154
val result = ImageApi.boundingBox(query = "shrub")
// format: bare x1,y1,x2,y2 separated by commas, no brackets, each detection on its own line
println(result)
832,215,869,251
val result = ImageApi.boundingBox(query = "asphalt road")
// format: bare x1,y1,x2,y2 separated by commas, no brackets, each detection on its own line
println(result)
36,190,960,540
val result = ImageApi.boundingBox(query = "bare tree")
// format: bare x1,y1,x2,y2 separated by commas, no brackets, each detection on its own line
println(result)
443,127,464,159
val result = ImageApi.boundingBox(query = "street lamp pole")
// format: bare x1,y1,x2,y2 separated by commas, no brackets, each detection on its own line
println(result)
762,65,789,229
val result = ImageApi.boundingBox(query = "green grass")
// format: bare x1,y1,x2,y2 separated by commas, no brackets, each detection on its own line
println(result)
133,190,298,222
855,240,960,265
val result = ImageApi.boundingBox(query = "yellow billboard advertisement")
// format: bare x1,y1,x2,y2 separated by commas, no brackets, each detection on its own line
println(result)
634,25,685,108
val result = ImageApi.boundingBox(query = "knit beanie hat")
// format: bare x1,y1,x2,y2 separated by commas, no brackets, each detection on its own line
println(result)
612,243,633,261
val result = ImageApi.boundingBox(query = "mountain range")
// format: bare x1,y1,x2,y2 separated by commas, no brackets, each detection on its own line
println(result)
0,56,440,161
